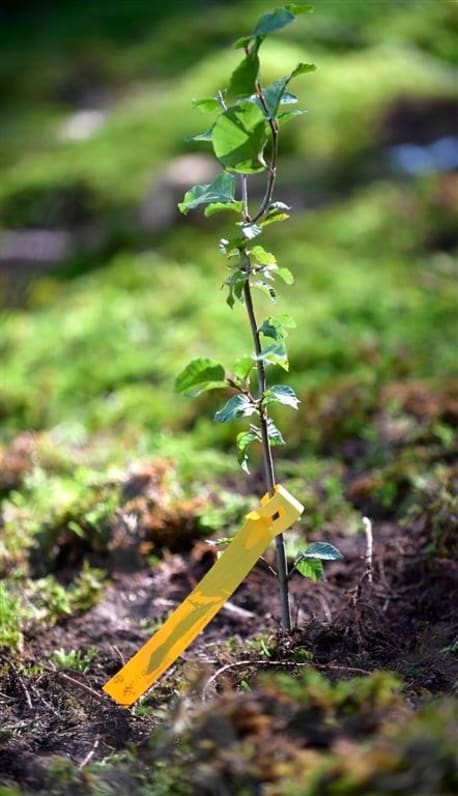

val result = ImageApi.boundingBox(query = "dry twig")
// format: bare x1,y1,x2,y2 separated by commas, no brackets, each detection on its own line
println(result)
362,516,374,587
42,665,108,705
79,738,100,769
202,659,371,700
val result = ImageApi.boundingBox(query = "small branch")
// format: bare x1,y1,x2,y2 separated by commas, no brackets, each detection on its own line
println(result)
203,660,256,699
362,516,373,587
242,258,274,492
42,665,108,705
10,662,33,710
202,659,371,700
225,377,252,398
79,739,99,769
219,80,290,630
259,554,278,577
313,662,371,677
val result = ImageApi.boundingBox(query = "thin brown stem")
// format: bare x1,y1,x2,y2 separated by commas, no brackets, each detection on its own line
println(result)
243,264,291,631
42,665,108,705
252,83,279,223
220,81,291,630
242,82,290,630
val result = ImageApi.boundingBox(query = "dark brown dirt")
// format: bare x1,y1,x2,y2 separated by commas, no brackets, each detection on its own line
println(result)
1,505,457,790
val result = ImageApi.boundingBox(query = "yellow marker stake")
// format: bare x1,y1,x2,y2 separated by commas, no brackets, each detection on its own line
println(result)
103,485,303,706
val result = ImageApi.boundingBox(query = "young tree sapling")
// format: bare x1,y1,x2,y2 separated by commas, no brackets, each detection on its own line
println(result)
176,3,342,630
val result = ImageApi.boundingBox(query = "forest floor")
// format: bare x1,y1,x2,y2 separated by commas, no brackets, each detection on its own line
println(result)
1,443,457,795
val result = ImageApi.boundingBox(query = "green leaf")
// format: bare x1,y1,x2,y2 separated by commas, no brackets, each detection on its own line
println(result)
267,419,285,445
205,201,244,217
278,109,304,127
238,454,250,474
260,65,314,119
220,236,246,256
280,91,299,105
224,270,248,308
175,358,226,396
185,126,214,143
265,384,300,409
229,49,260,97
253,7,295,37
235,5,312,49
290,62,316,78
255,342,289,370
212,101,268,174
259,318,282,340
255,342,285,359
236,429,259,473
234,35,253,49
68,520,85,538
261,212,290,228
285,3,313,15
276,267,294,285
240,222,263,240
269,201,291,213
252,281,277,302
259,315,293,341
251,245,277,265
214,394,257,423
262,77,290,117
248,88,296,111
301,542,343,561
192,97,220,112
236,430,258,451
295,558,324,581
260,201,291,228
259,318,286,340
178,172,237,214
232,356,253,382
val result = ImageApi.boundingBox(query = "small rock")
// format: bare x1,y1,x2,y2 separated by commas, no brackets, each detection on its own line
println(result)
140,154,218,231
59,109,106,141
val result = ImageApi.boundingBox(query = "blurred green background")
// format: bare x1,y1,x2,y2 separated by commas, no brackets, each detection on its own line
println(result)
1,0,457,514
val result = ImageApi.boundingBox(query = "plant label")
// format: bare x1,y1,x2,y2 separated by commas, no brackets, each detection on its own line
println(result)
103,484,303,705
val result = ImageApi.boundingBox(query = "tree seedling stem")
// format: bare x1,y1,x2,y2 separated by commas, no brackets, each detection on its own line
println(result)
242,259,291,629
176,4,342,630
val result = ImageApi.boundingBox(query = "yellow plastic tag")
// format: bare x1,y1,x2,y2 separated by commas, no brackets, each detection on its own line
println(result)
103,485,303,706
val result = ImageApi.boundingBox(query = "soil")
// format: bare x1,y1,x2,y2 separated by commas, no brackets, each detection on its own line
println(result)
1,497,457,792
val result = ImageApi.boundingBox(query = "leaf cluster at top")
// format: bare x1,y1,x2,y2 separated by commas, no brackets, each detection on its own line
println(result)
175,4,313,475
178,3,316,183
